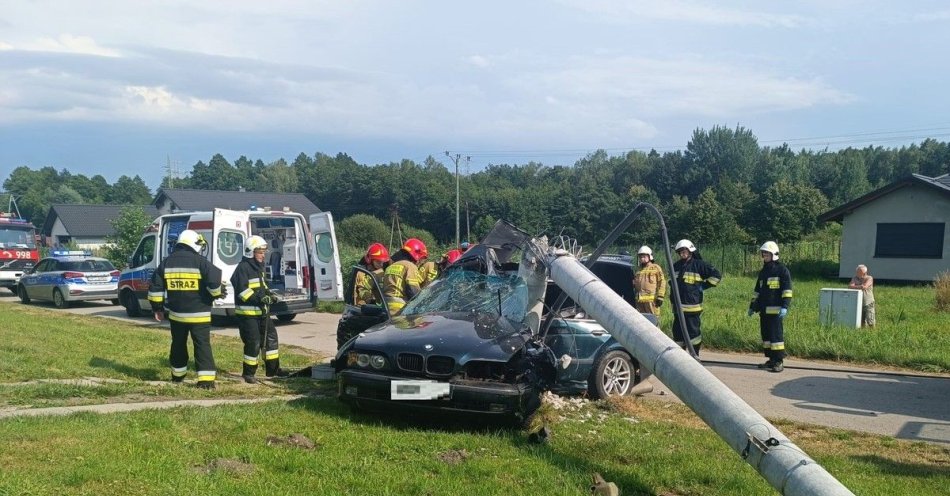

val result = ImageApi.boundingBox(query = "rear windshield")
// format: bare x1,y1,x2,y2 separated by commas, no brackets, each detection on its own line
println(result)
60,260,116,272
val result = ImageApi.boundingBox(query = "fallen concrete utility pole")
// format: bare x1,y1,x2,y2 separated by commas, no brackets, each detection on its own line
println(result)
545,249,854,496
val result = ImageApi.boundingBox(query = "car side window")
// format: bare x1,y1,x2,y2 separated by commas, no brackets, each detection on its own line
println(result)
34,260,51,272
132,235,156,267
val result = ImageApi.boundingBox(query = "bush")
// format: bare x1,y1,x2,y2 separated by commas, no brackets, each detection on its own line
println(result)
336,214,390,250
935,271,950,312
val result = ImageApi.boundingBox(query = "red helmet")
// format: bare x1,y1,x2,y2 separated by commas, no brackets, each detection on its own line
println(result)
445,249,463,265
363,242,390,264
402,238,428,262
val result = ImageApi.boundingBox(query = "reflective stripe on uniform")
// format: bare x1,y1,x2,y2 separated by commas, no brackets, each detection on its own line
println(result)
197,370,216,382
248,277,262,289
165,268,201,277
147,291,164,303
765,306,782,315
239,288,255,301
770,341,785,351
683,272,702,284
782,290,793,298
680,303,703,313
243,355,259,366
171,366,188,377
674,336,703,346
207,284,222,297
235,305,263,316
706,276,721,286
761,341,771,349
168,311,211,323
265,349,279,360
637,295,655,302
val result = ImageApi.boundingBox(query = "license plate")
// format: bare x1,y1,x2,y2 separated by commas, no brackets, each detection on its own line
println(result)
88,277,108,283
391,380,451,400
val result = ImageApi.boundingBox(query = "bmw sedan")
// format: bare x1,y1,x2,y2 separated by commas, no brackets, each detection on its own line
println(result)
18,251,120,308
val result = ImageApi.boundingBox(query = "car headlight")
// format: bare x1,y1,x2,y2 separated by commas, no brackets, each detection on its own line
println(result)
356,354,370,368
348,351,386,369
370,355,386,369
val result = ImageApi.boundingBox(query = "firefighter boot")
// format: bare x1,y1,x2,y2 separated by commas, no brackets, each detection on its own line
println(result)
242,363,258,384
769,361,784,373
265,359,290,378
196,381,216,390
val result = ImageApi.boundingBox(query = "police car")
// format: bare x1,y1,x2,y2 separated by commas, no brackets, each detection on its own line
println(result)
17,251,120,308
0,259,35,293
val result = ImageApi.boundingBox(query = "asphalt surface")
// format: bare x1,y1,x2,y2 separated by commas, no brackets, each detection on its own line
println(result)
3,291,949,445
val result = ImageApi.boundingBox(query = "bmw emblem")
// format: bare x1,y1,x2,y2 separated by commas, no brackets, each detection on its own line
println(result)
424,344,433,351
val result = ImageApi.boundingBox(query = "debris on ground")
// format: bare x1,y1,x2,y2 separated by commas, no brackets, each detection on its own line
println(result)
590,472,619,496
437,449,470,464
265,433,318,450
193,458,256,476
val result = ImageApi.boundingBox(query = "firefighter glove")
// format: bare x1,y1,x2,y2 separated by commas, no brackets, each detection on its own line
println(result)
260,294,279,306
747,308,755,317
779,308,788,319
655,297,663,307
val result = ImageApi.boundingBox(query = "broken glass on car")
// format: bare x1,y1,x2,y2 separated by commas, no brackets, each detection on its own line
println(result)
399,269,530,325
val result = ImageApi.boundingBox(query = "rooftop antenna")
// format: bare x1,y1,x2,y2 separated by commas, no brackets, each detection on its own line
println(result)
165,155,181,189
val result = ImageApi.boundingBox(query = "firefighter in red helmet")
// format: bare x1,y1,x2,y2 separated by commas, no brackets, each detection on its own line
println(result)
354,242,390,306
383,238,427,315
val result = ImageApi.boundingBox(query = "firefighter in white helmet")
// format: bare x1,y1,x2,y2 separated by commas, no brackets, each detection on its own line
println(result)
671,239,721,355
632,245,666,317
747,241,793,372
230,235,287,382
148,230,225,389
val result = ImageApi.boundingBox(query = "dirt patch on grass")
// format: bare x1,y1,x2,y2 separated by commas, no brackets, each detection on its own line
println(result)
437,449,470,464
266,433,318,450
194,458,256,476
602,396,707,429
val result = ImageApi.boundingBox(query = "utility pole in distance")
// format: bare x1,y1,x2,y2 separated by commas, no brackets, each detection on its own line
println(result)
444,152,469,248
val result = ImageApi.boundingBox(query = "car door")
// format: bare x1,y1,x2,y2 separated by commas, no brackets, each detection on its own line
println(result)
212,208,250,307
22,259,49,298
309,212,343,301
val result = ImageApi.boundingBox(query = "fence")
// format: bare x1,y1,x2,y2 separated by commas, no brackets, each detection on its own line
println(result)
648,241,840,277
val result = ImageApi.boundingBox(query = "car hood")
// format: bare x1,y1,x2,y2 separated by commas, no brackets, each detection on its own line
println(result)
352,311,531,364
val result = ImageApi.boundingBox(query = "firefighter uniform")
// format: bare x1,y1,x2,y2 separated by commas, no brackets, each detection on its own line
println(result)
353,267,384,306
419,260,439,288
231,254,283,379
671,257,721,354
633,262,666,317
383,259,423,315
750,260,793,364
148,236,223,388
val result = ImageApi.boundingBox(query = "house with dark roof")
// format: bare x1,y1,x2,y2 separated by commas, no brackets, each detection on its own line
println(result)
153,188,321,218
818,173,950,282
42,204,160,249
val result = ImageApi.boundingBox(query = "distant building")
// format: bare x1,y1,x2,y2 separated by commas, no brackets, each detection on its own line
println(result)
818,173,950,282
42,204,159,250
153,188,321,217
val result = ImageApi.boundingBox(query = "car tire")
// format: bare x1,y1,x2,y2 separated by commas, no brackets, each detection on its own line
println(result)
53,288,70,309
276,313,297,322
588,350,638,400
122,291,142,317
110,298,121,306
17,285,30,304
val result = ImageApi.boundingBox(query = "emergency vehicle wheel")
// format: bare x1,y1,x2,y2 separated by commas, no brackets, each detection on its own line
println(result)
276,313,297,322
17,285,30,304
122,291,142,317
53,289,70,309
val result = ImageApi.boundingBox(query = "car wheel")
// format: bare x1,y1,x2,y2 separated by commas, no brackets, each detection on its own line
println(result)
276,313,297,322
588,350,637,400
53,288,70,309
17,285,30,304
110,298,121,306
122,291,142,317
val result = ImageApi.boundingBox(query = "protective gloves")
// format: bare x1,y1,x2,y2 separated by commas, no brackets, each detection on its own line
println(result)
260,294,279,306
779,308,788,319
655,297,664,307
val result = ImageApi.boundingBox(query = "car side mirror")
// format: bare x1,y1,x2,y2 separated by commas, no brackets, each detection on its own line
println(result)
128,256,134,266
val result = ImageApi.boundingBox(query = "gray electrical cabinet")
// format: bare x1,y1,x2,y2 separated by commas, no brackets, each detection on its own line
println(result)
818,288,863,328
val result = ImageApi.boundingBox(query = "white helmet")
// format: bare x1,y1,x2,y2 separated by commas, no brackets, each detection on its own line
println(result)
637,245,653,261
674,239,696,253
759,241,780,260
177,230,207,253
244,235,268,257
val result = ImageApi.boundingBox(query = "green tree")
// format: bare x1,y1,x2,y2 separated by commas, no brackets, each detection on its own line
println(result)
758,180,829,242
336,214,390,250
108,175,152,204
103,206,153,268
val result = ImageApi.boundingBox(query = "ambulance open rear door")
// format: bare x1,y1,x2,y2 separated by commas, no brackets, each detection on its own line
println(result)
308,212,343,301
211,208,251,309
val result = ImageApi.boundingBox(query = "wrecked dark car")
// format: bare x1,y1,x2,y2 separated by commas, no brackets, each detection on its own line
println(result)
333,221,653,422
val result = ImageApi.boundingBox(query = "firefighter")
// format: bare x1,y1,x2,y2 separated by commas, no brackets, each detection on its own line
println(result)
383,238,427,315
420,248,463,287
231,235,287,383
148,230,224,389
747,241,793,373
671,239,721,356
633,245,666,317
354,242,389,306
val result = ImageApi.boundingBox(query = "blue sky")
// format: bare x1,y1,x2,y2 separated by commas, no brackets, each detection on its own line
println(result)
2,0,950,191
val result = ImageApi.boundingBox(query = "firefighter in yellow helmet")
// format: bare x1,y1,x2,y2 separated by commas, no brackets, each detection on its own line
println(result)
230,235,287,383
354,242,390,306
747,241,793,373
383,238,427,315
632,245,666,317
148,230,224,389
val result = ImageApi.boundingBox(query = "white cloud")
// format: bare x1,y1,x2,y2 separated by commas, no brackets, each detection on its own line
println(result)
466,55,491,68
15,34,121,57
557,0,810,28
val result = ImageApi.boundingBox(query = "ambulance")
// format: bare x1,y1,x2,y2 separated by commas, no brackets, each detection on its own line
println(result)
119,208,342,321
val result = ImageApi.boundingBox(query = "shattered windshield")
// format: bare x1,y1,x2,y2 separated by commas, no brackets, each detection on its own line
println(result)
400,269,529,324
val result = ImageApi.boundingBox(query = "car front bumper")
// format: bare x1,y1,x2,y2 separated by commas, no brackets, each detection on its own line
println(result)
339,369,540,421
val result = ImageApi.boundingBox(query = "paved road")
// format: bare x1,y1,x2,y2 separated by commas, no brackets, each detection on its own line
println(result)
3,292,948,445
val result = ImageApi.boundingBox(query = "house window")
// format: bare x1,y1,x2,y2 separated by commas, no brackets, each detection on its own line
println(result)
874,223,945,258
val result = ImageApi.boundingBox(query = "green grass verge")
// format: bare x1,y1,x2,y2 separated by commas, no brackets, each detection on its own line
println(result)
0,397,946,495
654,276,950,373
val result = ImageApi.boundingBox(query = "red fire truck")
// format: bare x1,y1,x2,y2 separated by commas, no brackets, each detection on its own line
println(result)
0,212,39,264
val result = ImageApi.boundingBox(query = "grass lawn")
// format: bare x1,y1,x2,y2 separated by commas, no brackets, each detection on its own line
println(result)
654,275,950,373
0,302,322,407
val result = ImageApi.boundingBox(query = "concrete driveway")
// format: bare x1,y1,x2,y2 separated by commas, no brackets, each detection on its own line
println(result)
3,291,948,445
